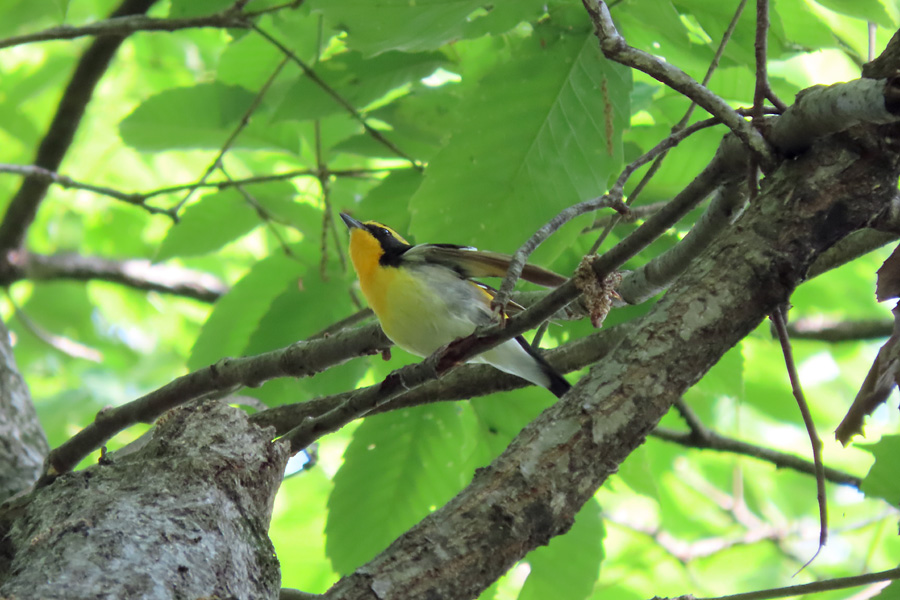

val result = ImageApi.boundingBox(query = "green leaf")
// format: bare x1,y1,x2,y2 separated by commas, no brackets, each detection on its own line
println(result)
326,404,480,574
875,580,900,600
273,51,449,122
813,0,895,28
188,253,303,369
156,190,259,261
119,82,299,152
334,86,459,160
244,272,356,353
217,29,286,90
861,435,900,505
776,0,842,51
308,0,487,55
518,498,604,600
351,169,425,235
682,341,744,424
409,28,630,262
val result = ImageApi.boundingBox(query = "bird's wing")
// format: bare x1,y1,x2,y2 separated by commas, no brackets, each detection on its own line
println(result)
468,280,526,315
406,244,567,288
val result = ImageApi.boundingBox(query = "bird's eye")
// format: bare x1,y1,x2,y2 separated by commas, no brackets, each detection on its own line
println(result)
380,228,392,238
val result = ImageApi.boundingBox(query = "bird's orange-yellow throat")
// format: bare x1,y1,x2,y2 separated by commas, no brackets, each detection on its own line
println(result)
340,213,571,398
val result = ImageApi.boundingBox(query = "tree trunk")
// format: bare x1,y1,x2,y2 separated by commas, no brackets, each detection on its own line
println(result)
0,401,288,600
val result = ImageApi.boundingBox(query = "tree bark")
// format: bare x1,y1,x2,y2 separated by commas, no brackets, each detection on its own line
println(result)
0,400,288,600
0,320,48,502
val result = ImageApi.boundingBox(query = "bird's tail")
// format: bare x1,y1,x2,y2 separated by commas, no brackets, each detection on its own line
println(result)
514,336,572,398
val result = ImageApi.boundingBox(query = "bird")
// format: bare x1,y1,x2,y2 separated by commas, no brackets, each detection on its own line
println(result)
340,213,571,398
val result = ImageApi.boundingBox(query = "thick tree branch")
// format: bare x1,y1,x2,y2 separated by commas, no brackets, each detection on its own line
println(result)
0,0,157,252
618,180,747,304
36,323,391,485
0,401,288,599
321,124,900,599
3,251,227,302
0,320,49,502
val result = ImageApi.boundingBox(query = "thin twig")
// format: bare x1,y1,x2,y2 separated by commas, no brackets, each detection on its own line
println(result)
250,24,421,169
0,164,401,208
770,305,828,571
591,0,747,252
218,167,297,259
0,11,243,51
588,117,720,256
0,164,174,218
5,292,103,363
784,317,893,342
691,567,900,600
307,308,374,340
671,398,709,440
581,0,774,168
651,428,861,488
174,55,291,214
492,195,629,313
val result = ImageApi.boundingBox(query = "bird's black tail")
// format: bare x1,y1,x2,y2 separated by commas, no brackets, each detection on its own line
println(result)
515,335,572,398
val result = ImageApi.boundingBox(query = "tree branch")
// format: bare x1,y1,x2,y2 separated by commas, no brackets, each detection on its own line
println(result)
0,163,174,217
618,180,747,304
0,0,158,252
36,322,392,485
0,401,289,599
3,250,227,302
581,0,775,168
785,317,893,342
0,163,400,211
0,320,49,501
651,428,861,488
689,567,900,600
322,121,900,600
0,9,263,51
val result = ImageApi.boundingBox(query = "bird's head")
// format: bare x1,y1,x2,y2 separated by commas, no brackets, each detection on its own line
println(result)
340,213,411,271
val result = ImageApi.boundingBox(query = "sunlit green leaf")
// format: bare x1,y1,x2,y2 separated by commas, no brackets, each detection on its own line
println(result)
518,499,605,600
156,190,260,261
409,26,630,263
861,435,900,505
120,82,299,152
325,404,480,573
274,51,449,122
308,0,488,55
188,253,303,369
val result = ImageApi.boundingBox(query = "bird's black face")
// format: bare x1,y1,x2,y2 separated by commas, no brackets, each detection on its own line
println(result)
340,213,411,265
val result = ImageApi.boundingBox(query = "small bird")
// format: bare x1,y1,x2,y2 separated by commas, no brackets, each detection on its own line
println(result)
340,213,571,397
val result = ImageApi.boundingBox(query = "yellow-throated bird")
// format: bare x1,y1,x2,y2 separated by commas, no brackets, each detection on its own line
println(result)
340,213,571,398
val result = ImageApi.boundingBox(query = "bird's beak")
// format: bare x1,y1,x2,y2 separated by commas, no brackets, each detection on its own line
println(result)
340,212,364,230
